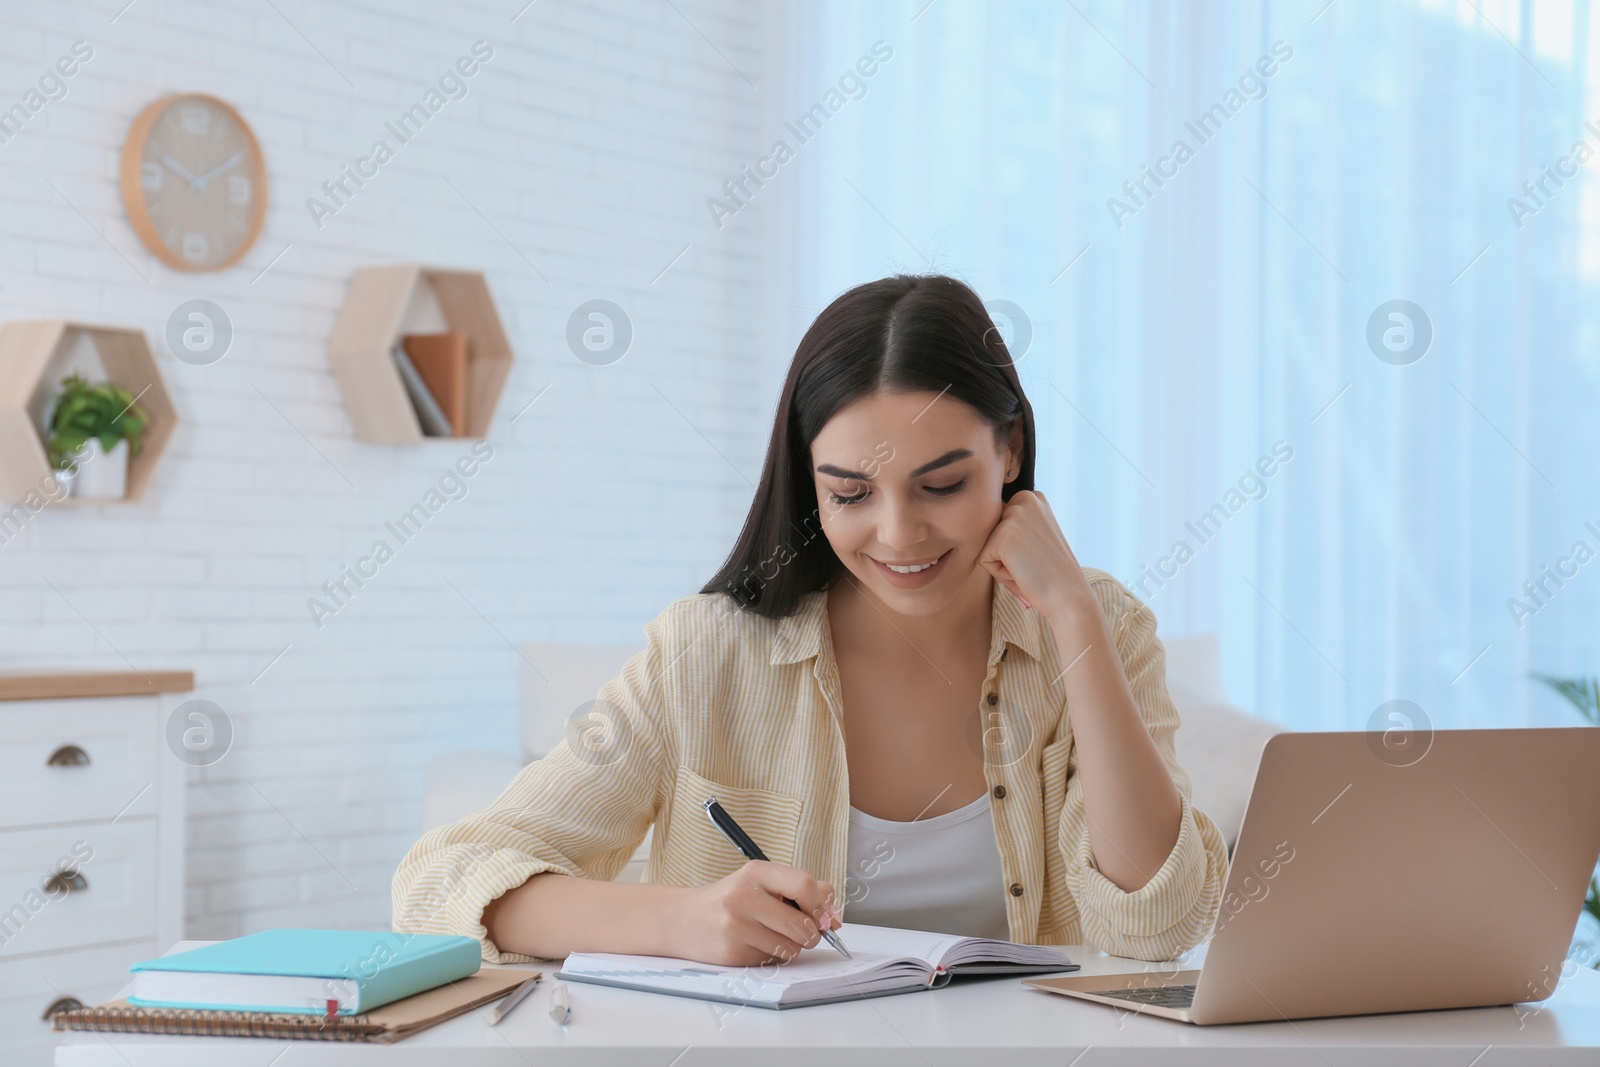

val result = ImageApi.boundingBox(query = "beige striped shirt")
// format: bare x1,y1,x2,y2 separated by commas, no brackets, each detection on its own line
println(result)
391,567,1228,963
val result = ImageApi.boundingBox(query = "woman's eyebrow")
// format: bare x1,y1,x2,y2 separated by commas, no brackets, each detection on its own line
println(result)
814,448,972,481
815,462,875,480
909,449,972,477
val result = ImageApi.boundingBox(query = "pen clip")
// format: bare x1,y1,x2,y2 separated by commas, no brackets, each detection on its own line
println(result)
704,795,769,863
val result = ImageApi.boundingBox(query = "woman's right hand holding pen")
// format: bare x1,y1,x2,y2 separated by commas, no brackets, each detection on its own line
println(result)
672,860,842,967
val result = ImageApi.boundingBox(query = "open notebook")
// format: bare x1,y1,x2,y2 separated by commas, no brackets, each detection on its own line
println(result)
555,923,1079,1009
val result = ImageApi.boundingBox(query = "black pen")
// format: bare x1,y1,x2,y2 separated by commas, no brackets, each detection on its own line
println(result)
703,796,852,959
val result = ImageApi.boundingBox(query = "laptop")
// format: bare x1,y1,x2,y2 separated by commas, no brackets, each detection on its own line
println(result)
1024,727,1600,1024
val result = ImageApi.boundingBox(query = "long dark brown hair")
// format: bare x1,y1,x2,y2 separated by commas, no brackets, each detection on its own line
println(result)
699,273,1037,618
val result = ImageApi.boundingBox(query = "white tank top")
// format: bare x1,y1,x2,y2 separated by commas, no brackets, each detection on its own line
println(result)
842,791,1011,940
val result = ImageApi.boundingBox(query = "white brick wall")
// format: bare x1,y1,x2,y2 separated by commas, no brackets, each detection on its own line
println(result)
0,0,772,939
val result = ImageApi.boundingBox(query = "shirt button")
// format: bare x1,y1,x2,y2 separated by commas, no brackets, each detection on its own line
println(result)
986,692,999,706
992,785,1007,799
1009,882,1025,897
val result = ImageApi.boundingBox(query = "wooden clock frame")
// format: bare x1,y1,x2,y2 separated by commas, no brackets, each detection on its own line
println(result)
118,92,268,272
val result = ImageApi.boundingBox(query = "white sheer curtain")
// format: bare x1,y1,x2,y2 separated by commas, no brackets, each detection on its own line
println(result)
761,0,1600,734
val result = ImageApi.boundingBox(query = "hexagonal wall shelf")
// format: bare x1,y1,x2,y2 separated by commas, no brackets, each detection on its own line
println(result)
327,265,514,444
0,320,177,505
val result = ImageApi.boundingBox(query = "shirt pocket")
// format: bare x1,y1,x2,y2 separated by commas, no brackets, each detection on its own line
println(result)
653,765,804,887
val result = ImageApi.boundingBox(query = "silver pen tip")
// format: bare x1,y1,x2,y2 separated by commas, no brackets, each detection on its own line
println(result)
826,930,852,958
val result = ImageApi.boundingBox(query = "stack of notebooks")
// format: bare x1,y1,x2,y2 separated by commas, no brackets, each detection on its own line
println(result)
51,929,537,1044
392,331,469,437
556,922,1080,1009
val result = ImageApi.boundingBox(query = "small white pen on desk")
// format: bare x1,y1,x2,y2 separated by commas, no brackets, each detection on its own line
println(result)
549,980,572,1024
487,974,541,1026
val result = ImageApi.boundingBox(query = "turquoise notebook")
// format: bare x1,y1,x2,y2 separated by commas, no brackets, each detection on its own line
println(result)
127,929,481,1015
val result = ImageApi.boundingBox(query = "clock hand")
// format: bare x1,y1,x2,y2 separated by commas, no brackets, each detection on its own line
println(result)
160,155,201,186
191,152,243,192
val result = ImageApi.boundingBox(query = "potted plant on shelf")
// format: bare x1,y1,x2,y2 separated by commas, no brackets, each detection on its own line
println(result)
46,372,149,500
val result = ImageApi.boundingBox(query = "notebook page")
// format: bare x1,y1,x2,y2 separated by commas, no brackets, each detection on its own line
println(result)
560,945,930,1005
836,923,968,968
939,937,1077,968
839,924,1077,969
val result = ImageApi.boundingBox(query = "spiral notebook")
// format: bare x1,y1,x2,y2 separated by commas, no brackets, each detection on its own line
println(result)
556,922,1079,1009
51,968,537,1044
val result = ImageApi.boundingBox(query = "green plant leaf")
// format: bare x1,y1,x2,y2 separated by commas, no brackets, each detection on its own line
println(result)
1531,673,1600,726
45,372,148,469
1529,674,1600,966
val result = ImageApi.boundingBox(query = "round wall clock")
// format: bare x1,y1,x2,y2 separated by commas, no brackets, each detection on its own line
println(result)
119,93,267,272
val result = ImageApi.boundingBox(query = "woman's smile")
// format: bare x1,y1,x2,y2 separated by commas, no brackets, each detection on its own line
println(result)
869,547,953,587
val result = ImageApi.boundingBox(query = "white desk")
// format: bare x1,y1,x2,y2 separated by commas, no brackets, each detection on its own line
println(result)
56,941,1600,1066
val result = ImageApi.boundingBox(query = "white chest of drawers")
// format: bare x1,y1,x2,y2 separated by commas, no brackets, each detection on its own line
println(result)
0,672,191,1067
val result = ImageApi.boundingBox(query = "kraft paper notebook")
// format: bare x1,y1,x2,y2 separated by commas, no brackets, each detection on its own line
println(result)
555,922,1079,1009
50,969,538,1043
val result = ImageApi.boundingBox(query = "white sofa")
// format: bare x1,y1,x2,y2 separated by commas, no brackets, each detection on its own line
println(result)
418,633,1285,880
419,642,651,876
1159,633,1287,852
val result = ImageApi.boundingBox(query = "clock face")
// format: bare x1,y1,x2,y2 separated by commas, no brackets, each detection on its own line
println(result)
120,93,267,272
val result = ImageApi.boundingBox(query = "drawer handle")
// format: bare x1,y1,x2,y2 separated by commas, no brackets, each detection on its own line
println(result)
42,870,88,895
43,996,84,1019
47,744,91,767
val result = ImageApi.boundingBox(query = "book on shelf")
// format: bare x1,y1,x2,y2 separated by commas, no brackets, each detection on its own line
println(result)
391,344,454,437
401,331,469,435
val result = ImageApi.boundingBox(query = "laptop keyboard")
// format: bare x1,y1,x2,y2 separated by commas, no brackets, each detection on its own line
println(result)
1088,984,1197,1008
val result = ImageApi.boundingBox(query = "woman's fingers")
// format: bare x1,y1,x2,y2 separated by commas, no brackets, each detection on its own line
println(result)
976,499,1013,559
975,521,1033,608
742,861,838,930
734,861,840,955
749,893,823,953
734,915,807,965
985,561,1029,606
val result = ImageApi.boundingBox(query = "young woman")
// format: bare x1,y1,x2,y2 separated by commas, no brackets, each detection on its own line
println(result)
392,274,1227,967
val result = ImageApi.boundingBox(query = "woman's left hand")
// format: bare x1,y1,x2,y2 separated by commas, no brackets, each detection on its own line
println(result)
975,490,1094,622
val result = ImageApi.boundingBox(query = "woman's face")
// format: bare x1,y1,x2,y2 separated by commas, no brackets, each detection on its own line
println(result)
810,390,1022,618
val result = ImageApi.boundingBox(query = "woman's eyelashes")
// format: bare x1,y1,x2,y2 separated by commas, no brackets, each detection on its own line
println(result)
829,488,869,506
826,479,967,507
